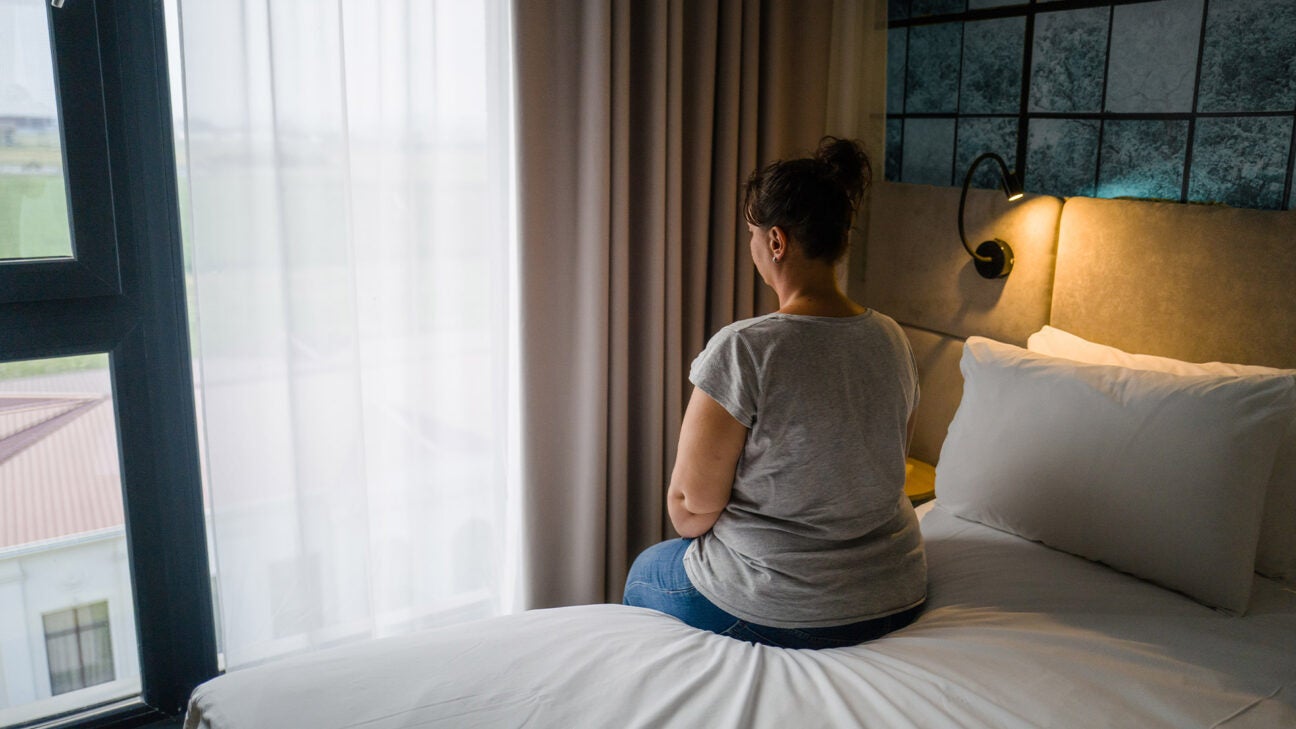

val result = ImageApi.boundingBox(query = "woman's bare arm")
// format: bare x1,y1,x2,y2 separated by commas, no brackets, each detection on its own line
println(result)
667,387,748,538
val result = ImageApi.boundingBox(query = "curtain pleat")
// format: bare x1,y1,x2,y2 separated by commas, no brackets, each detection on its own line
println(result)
515,0,883,608
514,0,613,608
604,0,633,612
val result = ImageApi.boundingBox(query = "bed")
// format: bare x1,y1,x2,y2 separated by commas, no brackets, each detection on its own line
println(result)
184,189,1296,728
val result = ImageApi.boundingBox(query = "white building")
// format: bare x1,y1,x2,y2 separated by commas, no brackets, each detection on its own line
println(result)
0,370,140,726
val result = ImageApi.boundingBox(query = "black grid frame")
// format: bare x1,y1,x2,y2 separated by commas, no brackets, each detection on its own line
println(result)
886,0,1296,210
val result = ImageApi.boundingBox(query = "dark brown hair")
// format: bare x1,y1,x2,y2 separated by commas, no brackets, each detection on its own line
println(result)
743,137,871,263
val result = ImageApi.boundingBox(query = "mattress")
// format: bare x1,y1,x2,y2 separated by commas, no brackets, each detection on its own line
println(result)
184,504,1296,728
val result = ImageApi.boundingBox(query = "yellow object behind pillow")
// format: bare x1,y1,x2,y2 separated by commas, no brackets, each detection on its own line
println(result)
904,457,936,504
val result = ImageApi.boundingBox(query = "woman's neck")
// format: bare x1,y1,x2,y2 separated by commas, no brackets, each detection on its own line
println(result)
773,270,865,318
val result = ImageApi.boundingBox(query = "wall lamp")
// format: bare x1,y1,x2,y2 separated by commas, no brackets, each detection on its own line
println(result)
958,152,1024,279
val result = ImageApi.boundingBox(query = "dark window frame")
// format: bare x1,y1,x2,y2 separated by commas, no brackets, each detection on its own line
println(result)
0,1,120,304
0,2,217,728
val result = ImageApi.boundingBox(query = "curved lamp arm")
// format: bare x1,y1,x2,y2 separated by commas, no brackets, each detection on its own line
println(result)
958,152,1024,279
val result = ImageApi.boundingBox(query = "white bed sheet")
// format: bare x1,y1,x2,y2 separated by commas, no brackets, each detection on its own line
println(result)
184,504,1296,729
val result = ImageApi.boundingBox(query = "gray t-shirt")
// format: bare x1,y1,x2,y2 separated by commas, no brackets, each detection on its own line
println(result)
682,310,926,628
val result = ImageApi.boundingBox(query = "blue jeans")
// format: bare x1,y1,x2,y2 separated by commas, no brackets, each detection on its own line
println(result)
622,538,922,649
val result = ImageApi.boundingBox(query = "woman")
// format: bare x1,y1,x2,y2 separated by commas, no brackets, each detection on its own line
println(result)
622,137,925,649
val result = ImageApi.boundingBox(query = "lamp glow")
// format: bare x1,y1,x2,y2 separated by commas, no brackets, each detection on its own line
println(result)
958,152,1024,279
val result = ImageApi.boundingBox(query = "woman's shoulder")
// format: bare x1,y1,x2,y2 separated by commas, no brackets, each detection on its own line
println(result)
706,314,783,344
725,312,783,331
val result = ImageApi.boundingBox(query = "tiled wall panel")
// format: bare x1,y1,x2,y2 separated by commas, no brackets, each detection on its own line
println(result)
886,0,1296,210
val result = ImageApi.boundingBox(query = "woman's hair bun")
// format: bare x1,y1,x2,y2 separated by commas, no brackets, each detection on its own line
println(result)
742,136,873,263
814,136,871,211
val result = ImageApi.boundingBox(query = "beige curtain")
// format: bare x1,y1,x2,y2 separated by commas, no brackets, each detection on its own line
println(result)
514,0,887,608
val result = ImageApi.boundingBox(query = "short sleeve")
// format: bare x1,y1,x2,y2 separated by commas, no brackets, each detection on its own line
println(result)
689,326,759,427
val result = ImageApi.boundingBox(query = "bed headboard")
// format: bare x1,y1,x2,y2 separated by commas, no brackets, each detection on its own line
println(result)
858,182,1296,464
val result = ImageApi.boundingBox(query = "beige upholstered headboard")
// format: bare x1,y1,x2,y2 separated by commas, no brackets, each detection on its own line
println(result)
857,182,1296,465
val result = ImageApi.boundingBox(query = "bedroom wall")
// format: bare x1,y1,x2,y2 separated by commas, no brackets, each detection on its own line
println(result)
883,0,1296,210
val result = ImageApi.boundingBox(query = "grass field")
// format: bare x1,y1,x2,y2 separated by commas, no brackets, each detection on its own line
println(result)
0,172,72,259
0,354,107,381
0,145,62,167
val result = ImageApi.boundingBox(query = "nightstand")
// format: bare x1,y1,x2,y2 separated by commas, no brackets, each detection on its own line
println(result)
904,457,936,505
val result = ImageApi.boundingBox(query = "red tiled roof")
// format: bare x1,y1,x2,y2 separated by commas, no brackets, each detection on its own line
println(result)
0,394,124,549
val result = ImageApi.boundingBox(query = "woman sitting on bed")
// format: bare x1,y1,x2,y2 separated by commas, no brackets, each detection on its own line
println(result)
623,137,925,649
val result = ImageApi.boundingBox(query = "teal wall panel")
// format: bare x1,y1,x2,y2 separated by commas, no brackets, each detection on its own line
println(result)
886,0,1296,210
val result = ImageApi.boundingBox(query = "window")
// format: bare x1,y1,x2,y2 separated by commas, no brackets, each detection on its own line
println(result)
0,354,142,727
0,0,120,305
2,1,512,723
0,1,72,260
0,2,215,727
43,603,116,697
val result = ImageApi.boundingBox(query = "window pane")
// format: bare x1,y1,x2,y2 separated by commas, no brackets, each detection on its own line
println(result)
0,355,139,725
0,1,72,261
76,606,117,689
44,630,82,696
40,601,117,697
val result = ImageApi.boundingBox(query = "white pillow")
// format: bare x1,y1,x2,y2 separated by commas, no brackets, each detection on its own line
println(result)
937,337,1296,614
1028,325,1296,584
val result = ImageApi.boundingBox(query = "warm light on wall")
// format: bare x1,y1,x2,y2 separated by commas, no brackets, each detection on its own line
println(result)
958,152,1024,279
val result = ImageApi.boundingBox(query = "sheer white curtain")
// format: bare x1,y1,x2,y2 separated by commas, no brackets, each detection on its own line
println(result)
171,0,515,669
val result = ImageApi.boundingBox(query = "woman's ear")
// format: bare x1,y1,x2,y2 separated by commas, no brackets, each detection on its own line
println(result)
768,226,788,260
